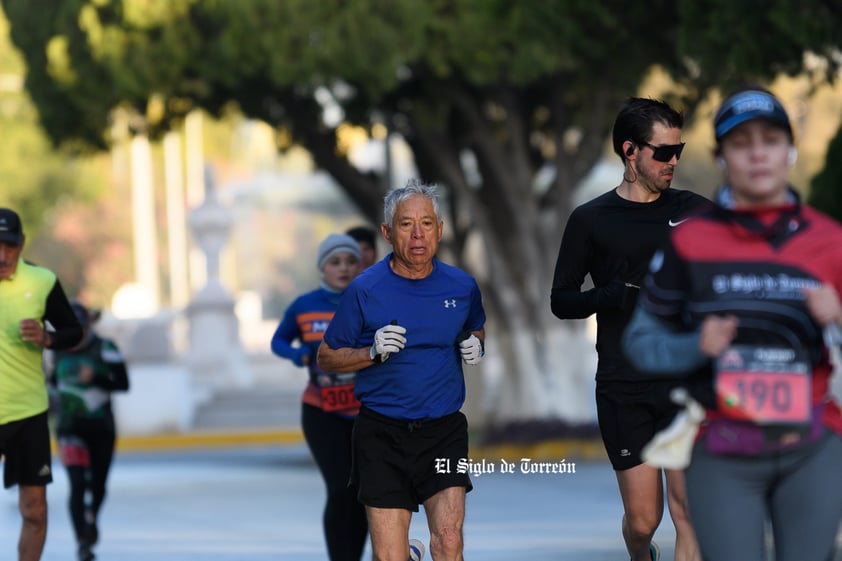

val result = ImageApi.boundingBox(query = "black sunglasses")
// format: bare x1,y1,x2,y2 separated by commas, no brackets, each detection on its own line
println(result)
640,141,685,162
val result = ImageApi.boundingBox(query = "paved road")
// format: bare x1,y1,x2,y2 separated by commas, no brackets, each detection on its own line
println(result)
5,443,841,561
1,444,677,561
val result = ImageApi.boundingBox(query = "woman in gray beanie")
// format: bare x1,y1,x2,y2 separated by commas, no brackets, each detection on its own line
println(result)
270,233,367,561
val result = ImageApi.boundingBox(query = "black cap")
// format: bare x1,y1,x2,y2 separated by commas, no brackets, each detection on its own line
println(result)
713,90,792,142
345,225,376,247
0,208,24,246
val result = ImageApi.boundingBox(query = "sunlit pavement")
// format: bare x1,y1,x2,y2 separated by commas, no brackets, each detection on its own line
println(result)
2,443,683,561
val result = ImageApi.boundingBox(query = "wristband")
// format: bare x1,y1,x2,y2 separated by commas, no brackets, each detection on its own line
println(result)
369,345,384,364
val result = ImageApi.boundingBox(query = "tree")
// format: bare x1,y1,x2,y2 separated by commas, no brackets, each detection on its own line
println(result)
809,124,842,223
0,7,129,301
4,0,840,422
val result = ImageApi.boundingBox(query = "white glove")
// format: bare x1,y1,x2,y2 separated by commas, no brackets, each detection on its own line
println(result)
369,323,407,363
642,388,705,470
459,334,484,365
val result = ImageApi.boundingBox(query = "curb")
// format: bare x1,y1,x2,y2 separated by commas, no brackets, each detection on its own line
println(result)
114,428,305,452
105,429,605,462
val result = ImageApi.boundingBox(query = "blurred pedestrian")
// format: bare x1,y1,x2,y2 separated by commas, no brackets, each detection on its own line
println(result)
270,233,368,561
551,98,708,561
346,225,378,270
623,87,842,561
319,180,486,561
0,207,83,561
47,301,129,561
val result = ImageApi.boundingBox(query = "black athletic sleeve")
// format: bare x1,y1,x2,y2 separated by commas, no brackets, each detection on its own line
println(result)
93,339,130,392
98,361,130,391
43,279,83,350
550,206,631,319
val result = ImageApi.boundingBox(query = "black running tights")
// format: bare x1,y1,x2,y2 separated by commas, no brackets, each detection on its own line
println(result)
63,429,116,545
301,404,368,561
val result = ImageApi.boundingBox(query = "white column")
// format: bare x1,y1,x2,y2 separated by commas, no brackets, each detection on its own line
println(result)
164,131,190,308
185,110,206,290
130,134,160,312
186,170,252,390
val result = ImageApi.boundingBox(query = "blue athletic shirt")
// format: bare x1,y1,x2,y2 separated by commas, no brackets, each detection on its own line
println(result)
323,254,486,421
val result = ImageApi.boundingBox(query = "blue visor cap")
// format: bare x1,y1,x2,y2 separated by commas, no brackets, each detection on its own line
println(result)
714,90,792,142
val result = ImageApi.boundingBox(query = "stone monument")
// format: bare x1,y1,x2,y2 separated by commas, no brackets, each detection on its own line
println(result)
185,166,252,389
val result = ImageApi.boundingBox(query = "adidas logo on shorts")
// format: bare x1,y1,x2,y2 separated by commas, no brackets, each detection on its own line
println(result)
38,464,51,477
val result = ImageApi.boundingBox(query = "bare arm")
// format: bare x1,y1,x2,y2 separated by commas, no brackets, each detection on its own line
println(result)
317,340,375,373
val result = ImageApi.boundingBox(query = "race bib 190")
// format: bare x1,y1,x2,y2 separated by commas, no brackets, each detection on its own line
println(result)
715,346,811,425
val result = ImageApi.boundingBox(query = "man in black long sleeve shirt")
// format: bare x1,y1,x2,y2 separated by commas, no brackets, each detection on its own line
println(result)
551,99,707,561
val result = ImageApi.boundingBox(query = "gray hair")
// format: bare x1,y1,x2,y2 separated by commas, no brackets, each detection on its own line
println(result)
382,179,442,226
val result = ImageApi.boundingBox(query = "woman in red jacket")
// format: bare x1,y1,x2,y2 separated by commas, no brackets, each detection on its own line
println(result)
624,87,842,561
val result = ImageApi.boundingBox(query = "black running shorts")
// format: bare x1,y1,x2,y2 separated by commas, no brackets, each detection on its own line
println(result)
595,379,683,471
0,411,53,488
352,405,472,511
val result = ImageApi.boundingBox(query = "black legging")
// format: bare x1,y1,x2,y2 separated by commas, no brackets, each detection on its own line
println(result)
60,428,116,545
301,404,368,561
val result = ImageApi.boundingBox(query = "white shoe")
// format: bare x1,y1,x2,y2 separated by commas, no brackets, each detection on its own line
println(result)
409,538,426,561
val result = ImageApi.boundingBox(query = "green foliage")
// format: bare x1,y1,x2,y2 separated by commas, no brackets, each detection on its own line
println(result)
4,0,831,276
677,0,842,86
6,0,837,150
0,5,106,240
808,125,842,223
2,1,839,228
425,0,675,85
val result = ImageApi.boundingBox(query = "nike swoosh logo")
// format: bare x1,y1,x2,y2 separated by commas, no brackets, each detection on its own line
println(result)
668,218,688,227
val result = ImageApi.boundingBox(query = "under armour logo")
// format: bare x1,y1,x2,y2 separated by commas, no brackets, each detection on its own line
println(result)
444,299,457,308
